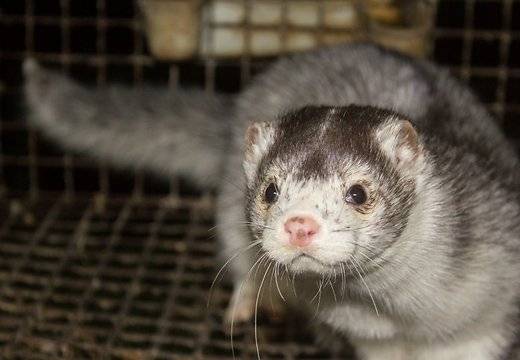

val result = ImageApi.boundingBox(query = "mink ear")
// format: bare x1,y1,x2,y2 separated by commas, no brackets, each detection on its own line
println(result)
375,117,423,176
243,121,275,183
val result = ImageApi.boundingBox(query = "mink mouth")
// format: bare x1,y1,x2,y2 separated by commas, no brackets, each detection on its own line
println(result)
288,254,337,273
291,254,328,266
287,254,362,275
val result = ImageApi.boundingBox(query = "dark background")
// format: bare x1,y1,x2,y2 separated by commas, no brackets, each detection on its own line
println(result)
1,0,520,198
0,1,519,359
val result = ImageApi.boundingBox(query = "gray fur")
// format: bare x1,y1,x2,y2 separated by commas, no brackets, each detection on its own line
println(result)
23,43,520,359
23,59,231,188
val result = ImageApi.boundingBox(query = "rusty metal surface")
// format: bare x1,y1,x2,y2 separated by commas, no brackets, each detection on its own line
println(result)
0,195,353,359
1,0,519,358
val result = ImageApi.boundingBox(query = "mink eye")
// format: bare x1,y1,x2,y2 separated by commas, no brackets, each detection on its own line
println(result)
264,182,279,204
345,184,367,205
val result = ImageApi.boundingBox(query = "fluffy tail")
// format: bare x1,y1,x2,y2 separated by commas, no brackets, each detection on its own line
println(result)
23,59,231,188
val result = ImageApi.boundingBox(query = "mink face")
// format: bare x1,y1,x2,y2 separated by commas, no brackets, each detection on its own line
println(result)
244,105,422,275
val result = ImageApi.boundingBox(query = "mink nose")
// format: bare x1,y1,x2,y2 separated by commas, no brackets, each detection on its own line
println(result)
284,216,320,247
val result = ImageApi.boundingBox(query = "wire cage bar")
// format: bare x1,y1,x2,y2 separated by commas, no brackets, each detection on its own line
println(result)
1,0,520,358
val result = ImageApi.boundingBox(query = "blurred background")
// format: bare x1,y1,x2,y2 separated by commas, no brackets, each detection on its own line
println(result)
0,0,518,359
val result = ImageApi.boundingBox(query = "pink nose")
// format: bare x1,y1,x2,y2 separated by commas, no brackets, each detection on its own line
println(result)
284,216,320,247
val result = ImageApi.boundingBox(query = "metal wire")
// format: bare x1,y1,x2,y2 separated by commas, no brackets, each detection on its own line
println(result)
0,0,519,358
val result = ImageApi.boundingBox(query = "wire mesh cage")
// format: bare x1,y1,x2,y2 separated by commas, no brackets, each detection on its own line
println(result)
1,0,520,359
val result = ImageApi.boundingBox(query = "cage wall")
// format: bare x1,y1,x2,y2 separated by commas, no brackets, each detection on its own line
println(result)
2,0,520,199
1,0,520,359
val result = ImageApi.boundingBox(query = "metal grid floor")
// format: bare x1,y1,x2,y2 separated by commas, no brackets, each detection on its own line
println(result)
0,195,353,359
2,0,520,358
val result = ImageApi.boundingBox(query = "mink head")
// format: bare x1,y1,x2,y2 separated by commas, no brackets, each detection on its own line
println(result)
243,105,426,275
